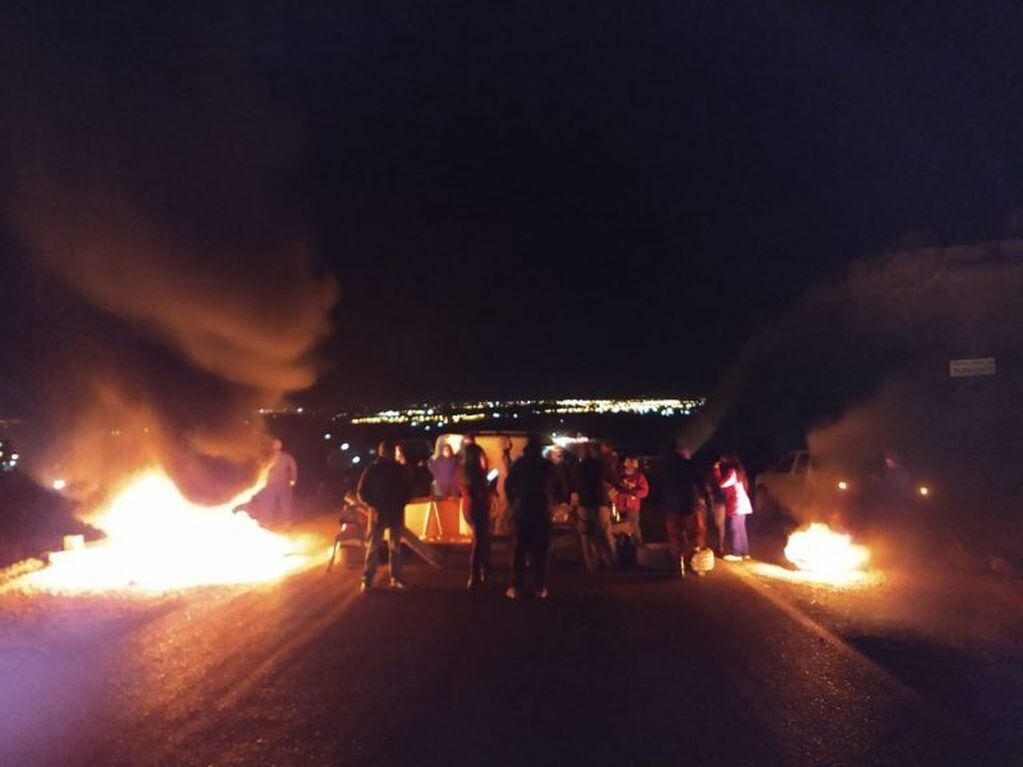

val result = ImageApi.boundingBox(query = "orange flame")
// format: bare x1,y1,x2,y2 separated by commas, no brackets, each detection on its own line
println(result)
783,523,870,582
18,468,308,593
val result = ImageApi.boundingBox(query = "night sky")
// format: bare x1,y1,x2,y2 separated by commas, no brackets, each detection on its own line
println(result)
2,2,1023,410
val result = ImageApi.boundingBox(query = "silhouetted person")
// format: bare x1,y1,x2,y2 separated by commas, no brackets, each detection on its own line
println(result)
496,435,514,535
600,441,621,488
505,434,554,599
704,460,728,558
459,443,492,589
428,443,460,498
549,447,572,506
357,439,412,592
572,442,616,572
259,439,297,524
659,442,708,577
460,433,488,472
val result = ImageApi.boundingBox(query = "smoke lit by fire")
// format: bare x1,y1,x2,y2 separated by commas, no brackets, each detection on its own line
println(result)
0,13,339,594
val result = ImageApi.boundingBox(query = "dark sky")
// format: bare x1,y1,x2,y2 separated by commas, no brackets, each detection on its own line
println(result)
3,2,1023,410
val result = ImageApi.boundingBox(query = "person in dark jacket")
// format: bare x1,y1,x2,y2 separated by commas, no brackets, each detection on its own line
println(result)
357,440,413,592
572,442,616,573
459,443,492,589
659,442,709,577
505,434,554,599
704,459,728,558
549,447,572,506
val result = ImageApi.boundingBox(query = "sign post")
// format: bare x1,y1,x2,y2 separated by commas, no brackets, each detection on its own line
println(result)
949,358,996,378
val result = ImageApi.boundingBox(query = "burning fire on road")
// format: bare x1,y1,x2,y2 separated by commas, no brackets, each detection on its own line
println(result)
11,468,310,594
748,523,879,588
784,523,870,579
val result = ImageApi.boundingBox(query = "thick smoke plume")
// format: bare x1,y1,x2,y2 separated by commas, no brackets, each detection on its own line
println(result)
2,10,336,504
690,235,1023,533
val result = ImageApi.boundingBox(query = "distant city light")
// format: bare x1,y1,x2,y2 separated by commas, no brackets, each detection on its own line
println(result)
52,478,67,491
346,396,704,425
340,442,350,451
324,433,332,440
352,455,361,464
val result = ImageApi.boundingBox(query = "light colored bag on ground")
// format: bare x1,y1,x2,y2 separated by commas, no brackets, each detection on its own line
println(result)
690,548,715,574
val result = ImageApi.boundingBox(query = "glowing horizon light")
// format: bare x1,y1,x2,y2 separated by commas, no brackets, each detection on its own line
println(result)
14,469,309,594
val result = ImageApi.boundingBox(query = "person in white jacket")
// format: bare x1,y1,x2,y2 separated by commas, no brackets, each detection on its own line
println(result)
715,454,752,561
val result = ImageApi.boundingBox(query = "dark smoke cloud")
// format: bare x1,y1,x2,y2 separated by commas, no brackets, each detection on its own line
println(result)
688,235,1023,511
2,8,336,504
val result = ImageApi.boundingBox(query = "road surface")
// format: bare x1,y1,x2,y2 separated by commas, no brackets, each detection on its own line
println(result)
0,543,1014,766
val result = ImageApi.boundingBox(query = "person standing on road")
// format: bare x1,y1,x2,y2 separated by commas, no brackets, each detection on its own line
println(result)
460,433,489,472
460,443,492,589
659,442,708,577
428,443,460,498
496,435,514,535
549,447,572,506
705,460,728,558
357,440,413,592
600,442,621,489
572,442,616,572
259,439,298,525
505,434,555,599
615,455,649,546
716,454,752,561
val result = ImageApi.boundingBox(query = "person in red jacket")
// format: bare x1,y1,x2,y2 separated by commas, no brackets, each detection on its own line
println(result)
615,455,649,546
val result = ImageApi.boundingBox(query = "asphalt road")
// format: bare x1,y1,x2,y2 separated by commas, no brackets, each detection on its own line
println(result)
0,545,1010,767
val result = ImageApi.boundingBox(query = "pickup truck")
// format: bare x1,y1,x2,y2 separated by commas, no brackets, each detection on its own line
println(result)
754,450,932,522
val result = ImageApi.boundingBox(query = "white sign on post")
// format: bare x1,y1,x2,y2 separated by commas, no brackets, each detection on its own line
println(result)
949,357,996,378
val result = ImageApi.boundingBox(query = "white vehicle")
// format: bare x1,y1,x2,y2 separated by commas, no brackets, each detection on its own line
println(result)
754,451,817,518
755,449,933,522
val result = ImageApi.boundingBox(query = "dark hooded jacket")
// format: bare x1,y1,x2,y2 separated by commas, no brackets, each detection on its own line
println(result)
506,450,553,526
658,452,710,516
357,457,412,523
572,456,606,508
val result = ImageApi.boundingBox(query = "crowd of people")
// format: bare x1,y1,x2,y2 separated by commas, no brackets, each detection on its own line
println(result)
355,433,754,597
